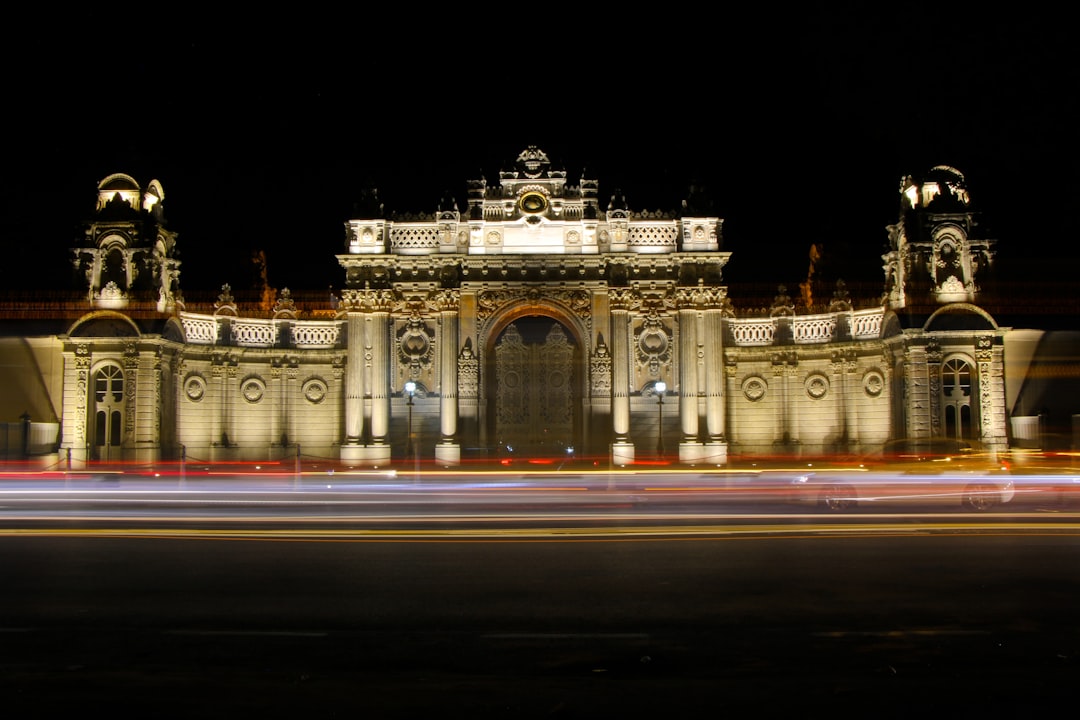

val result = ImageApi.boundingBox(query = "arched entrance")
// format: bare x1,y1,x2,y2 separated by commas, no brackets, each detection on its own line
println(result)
92,363,125,461
485,316,583,461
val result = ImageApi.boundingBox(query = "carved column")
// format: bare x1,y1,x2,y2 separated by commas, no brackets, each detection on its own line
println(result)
343,310,365,444
845,354,860,447
609,288,635,465
369,305,392,445
284,363,298,450
703,307,724,440
976,336,1005,449
926,341,942,438
225,364,238,451
786,361,800,446
677,305,699,441
72,344,91,465
772,352,797,447
270,364,282,446
435,290,461,466
210,358,225,449
702,294,728,464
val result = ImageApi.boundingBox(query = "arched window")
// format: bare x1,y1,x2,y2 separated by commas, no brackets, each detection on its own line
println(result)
941,357,973,440
93,365,125,458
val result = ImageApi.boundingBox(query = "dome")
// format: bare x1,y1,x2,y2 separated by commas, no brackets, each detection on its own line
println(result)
900,165,970,210
98,173,140,192
97,173,142,213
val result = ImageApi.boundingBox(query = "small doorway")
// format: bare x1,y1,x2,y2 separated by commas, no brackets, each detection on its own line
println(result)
92,364,125,460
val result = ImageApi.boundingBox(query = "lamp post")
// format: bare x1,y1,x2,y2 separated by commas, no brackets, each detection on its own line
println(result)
404,381,416,464
655,381,666,459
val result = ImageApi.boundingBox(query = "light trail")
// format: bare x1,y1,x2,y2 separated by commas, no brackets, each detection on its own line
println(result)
3,519,1080,541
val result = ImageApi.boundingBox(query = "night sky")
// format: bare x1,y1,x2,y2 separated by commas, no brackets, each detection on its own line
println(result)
5,11,1076,301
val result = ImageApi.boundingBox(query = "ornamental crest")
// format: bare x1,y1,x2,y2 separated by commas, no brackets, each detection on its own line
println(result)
397,317,435,375
635,311,671,376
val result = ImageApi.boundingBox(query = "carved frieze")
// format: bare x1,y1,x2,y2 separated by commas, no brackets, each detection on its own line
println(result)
457,339,479,399
590,335,612,396
339,288,395,312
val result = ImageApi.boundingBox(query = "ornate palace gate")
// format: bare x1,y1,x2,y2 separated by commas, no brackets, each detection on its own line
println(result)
492,319,578,458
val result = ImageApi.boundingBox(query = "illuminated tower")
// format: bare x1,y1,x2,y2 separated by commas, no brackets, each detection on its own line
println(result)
72,174,182,312
882,166,996,311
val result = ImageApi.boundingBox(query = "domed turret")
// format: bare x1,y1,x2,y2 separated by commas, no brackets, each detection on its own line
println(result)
883,166,995,312
74,174,182,312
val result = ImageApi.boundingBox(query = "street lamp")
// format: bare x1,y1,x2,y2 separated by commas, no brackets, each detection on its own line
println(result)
404,381,416,463
655,381,666,458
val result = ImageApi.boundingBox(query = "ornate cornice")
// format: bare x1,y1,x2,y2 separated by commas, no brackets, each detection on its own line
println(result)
340,288,395,312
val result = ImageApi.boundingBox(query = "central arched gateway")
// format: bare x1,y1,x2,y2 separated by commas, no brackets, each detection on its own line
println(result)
481,312,587,462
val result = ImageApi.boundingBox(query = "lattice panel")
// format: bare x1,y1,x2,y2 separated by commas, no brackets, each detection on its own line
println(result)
292,323,341,348
181,317,218,344
730,320,775,346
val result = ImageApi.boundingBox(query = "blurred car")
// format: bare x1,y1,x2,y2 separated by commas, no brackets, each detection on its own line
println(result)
789,437,1015,511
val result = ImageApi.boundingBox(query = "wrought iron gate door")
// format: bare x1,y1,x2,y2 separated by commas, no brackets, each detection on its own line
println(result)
494,321,575,456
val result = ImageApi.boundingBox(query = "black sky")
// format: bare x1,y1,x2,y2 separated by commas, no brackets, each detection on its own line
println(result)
5,10,1077,299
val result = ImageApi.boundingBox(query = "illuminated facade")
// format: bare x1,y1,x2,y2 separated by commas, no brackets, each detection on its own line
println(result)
3,149,1040,469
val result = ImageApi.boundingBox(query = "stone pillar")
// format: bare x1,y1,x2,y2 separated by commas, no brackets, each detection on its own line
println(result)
844,353,860,447
361,287,395,467
210,362,224,448
609,289,635,465
677,303,703,463
677,306,699,440
786,361,800,446
343,311,365,444
270,363,282,446
926,342,943,438
369,310,391,443
436,290,461,466
284,363,297,450
703,304,727,464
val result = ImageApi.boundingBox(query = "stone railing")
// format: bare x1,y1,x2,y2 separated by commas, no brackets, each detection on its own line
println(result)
180,316,219,344
390,225,441,253
850,308,885,339
179,313,343,349
627,223,680,249
231,319,279,347
729,319,776,346
793,314,837,344
292,322,342,348
728,308,885,346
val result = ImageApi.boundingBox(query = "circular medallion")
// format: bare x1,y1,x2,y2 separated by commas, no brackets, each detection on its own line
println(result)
805,374,829,400
184,376,205,402
639,329,668,355
519,191,548,214
742,376,767,402
863,371,884,397
402,332,429,357
241,378,265,403
303,378,327,404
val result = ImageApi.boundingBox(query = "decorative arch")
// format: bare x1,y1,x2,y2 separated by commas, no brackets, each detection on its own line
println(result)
479,296,589,353
880,310,904,339
162,316,186,343
478,298,590,459
67,311,141,338
923,303,998,332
